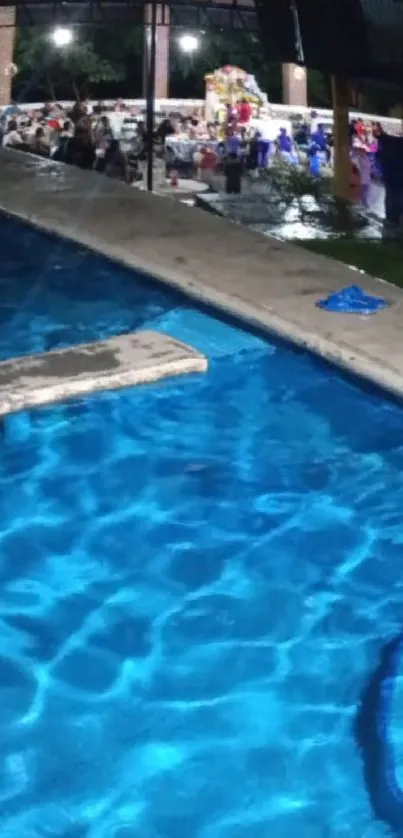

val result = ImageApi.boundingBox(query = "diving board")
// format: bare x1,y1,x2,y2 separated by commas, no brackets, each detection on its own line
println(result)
0,331,207,416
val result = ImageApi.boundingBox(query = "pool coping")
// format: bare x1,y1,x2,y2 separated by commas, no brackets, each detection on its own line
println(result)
1,150,403,401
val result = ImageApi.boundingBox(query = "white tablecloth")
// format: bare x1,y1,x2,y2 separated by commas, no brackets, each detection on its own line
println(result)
165,137,219,162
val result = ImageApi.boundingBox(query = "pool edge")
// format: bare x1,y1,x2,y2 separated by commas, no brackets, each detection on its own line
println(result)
1,201,402,405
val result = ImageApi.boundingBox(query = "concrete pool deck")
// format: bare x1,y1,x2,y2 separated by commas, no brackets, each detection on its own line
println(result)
0,331,207,416
1,149,403,398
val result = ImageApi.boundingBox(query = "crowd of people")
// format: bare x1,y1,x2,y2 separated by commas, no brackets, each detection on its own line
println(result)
0,97,303,189
0,99,148,183
304,116,385,206
162,108,386,201
0,98,389,205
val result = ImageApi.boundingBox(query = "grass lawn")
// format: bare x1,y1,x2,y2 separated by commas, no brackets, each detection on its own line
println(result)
301,239,403,289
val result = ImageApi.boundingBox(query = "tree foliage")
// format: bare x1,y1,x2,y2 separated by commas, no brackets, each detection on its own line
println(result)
14,22,399,113
14,27,124,100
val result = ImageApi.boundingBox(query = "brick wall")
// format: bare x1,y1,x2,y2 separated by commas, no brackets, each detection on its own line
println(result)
282,64,307,107
143,4,170,99
154,8,169,100
0,7,16,107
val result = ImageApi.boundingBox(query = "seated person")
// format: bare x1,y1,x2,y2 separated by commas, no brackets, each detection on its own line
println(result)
30,126,49,157
2,119,23,148
156,117,175,143
52,121,73,162
104,139,130,183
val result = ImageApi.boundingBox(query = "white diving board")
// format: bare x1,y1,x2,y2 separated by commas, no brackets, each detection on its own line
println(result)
0,331,208,416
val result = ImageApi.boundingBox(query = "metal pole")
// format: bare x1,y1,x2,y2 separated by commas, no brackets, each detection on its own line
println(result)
145,0,157,192
290,0,305,64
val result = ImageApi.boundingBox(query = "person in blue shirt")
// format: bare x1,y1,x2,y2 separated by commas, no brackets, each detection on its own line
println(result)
307,143,320,177
310,123,331,164
225,134,241,157
278,128,299,165
278,127,292,153
1,103,18,122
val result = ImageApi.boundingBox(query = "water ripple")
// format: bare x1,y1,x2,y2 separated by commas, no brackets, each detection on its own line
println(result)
0,238,403,834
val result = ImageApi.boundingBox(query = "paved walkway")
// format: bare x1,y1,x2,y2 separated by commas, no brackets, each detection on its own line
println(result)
1,150,403,398
196,172,385,240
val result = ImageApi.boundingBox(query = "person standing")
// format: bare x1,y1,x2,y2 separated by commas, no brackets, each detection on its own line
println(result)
224,151,242,194
377,132,403,227
71,114,95,170
355,144,372,208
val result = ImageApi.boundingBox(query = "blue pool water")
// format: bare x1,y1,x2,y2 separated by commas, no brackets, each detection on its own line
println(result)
1,301,403,838
0,214,183,360
0,216,402,837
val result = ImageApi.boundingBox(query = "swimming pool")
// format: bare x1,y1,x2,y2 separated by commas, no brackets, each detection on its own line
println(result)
0,274,402,838
0,213,184,361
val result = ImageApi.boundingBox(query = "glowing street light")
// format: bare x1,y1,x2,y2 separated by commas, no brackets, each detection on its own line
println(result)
178,33,199,54
51,27,74,48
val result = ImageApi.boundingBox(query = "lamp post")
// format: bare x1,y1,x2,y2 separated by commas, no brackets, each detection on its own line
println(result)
145,0,157,192
178,33,199,55
144,24,199,192
289,0,304,64
50,27,74,48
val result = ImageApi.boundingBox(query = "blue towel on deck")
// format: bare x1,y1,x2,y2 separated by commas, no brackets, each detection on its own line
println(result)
317,284,388,315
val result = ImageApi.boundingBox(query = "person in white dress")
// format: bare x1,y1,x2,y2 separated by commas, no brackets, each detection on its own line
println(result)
355,143,372,208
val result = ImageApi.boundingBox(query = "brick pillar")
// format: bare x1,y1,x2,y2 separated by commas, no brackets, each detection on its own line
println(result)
282,63,307,107
143,4,169,100
0,8,16,106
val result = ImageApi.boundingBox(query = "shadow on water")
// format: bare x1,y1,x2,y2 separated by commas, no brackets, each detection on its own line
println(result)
355,633,403,835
